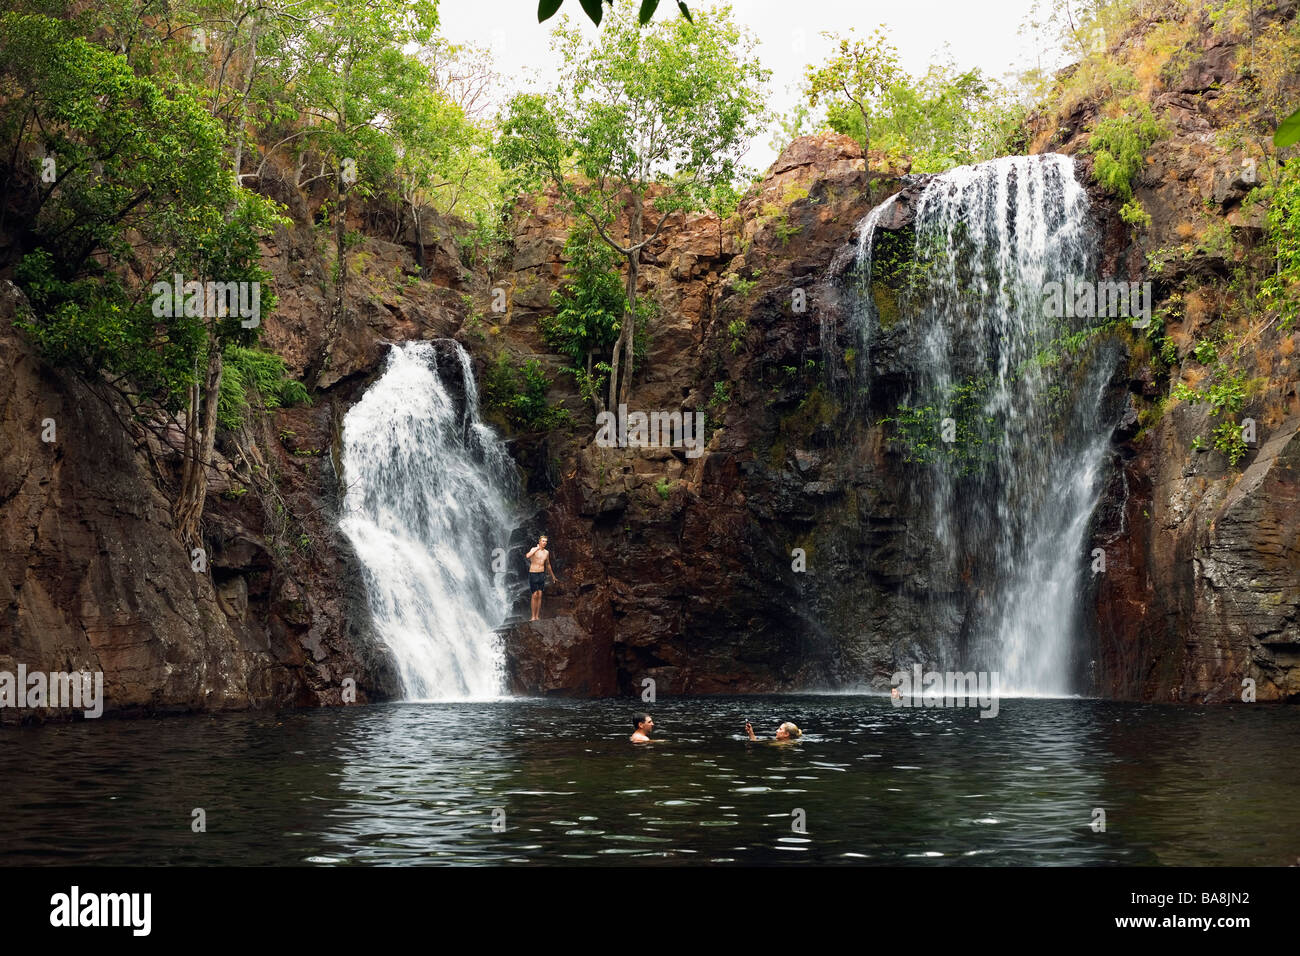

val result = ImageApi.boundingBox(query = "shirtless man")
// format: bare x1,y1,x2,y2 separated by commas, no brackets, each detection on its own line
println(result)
631,713,658,742
525,535,559,621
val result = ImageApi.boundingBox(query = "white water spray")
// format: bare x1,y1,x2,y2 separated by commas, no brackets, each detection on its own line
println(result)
854,155,1116,695
339,341,518,700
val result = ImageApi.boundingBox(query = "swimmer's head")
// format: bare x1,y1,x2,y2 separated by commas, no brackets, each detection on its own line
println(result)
775,722,802,740
633,712,653,733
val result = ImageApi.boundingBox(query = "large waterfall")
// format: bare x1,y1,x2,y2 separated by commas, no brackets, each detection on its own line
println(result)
855,155,1118,695
339,340,518,701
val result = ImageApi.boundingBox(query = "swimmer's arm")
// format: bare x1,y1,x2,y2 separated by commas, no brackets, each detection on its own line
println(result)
526,546,539,559
744,722,757,741
546,554,558,582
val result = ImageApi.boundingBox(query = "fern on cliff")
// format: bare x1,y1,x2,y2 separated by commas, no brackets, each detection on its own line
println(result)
217,347,311,431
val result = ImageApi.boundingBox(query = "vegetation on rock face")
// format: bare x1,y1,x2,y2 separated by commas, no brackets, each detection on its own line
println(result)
497,3,769,410
482,354,571,432
218,348,311,431
542,227,626,410
0,0,518,542
1084,98,1165,199
2,0,1297,542
1007,0,1300,472
1,10,292,543
880,378,1001,474
2,14,280,405
1261,164,1300,330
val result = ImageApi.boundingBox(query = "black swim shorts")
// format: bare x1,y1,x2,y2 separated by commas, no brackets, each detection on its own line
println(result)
530,571,547,593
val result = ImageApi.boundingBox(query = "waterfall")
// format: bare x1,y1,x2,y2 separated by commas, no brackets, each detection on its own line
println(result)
824,193,898,374
853,154,1118,696
339,340,518,701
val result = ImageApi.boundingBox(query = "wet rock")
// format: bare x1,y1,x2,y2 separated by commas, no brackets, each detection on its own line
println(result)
500,616,616,696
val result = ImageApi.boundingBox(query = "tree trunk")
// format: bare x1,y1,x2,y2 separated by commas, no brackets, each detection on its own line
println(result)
174,344,223,546
333,162,348,337
608,192,643,410
619,252,638,408
412,201,426,278
174,12,259,545
323,80,350,374
229,13,261,189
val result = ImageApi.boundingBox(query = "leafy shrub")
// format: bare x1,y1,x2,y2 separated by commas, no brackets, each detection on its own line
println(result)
543,228,624,368
1260,165,1300,330
1085,100,1165,200
482,354,570,431
217,347,311,430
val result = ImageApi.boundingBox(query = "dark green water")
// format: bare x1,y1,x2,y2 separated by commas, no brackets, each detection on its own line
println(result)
1,696,1295,865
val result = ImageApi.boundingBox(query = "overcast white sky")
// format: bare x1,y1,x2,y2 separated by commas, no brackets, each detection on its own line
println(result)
438,0,1058,171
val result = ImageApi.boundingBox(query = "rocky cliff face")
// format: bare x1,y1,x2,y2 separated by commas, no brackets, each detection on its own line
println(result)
493,135,930,696
0,280,390,720
4,2,1298,712
1034,0,1300,702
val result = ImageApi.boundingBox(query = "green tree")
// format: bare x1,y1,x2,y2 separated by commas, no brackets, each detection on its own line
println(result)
499,4,768,409
289,0,439,373
804,27,900,166
0,13,286,543
537,0,693,26
543,226,625,407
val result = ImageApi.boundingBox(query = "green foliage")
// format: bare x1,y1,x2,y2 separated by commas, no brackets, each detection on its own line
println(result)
1211,419,1248,466
1085,99,1165,200
544,227,626,380
804,27,899,160
498,3,768,406
729,275,758,299
709,380,731,407
727,318,748,353
868,225,939,297
482,354,571,431
1119,197,1152,230
1013,0,1140,116
706,181,743,221
392,37,507,231
3,13,285,412
789,27,1022,172
1260,164,1300,330
865,62,1024,173
1193,339,1219,365
880,376,1000,474
1277,106,1300,150
217,347,311,430
567,362,612,408
653,476,672,500
1174,365,1251,466
544,227,625,366
538,0,694,26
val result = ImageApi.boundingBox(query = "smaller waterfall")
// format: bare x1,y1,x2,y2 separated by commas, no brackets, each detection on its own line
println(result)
826,193,900,398
340,341,518,701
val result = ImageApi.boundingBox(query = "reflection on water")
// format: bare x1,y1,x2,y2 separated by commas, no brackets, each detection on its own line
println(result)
0,697,1295,866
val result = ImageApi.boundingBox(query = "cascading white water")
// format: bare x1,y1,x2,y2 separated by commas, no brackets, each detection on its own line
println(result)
824,194,899,378
339,340,518,701
855,155,1116,695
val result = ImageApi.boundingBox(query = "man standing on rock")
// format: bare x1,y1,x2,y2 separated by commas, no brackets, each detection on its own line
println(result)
526,535,559,621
